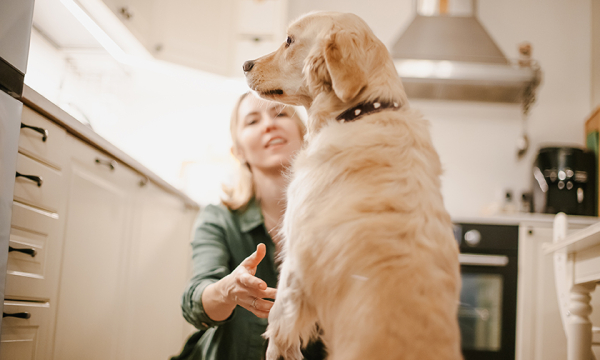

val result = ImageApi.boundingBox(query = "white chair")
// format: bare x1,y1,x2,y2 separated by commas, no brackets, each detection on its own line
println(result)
553,213,599,360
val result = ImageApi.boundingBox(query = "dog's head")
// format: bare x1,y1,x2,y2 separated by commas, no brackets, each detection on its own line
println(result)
243,11,407,130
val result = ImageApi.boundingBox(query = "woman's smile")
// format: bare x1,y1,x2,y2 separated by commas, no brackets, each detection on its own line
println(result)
265,136,287,148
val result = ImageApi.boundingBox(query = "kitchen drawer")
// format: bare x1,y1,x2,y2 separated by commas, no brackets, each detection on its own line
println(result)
19,106,66,170
13,152,63,213
67,134,143,189
0,300,51,360
5,201,63,301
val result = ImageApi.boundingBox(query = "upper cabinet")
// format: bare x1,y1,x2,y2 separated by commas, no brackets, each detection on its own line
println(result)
232,0,288,76
98,0,288,76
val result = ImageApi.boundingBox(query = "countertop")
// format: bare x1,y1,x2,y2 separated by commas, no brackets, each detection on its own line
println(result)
452,212,599,227
21,85,200,210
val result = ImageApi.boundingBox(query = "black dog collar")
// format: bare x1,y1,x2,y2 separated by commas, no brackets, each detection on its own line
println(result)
335,100,401,123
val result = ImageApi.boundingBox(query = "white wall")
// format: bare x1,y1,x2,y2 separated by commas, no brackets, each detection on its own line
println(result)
290,0,593,218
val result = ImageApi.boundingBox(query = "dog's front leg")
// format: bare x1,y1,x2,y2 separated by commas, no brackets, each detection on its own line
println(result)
264,259,316,360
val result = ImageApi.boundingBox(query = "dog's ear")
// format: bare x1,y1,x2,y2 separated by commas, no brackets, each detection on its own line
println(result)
324,30,367,103
304,43,332,96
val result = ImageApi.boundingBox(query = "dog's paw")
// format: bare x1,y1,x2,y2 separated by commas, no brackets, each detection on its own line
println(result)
266,341,303,360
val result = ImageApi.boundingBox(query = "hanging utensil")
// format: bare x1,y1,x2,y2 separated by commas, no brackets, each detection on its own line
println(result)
517,42,539,160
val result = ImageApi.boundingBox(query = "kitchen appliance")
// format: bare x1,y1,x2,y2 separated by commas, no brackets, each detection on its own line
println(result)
531,146,597,216
0,0,35,334
454,223,519,360
391,0,541,103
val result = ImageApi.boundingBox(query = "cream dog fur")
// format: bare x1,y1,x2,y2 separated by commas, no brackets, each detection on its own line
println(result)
244,11,462,360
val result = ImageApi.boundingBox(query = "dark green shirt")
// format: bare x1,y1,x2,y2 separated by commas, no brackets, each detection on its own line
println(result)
173,199,325,360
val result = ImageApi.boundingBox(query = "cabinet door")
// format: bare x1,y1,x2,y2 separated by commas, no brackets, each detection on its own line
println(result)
53,135,138,360
152,0,235,75
121,181,197,360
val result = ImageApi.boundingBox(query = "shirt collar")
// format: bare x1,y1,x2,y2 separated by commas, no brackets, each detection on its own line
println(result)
238,198,265,233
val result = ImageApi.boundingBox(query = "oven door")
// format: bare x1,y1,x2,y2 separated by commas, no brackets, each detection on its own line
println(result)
459,253,518,360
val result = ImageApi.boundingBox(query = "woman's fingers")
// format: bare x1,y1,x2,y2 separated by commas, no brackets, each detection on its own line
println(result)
260,286,277,300
244,297,274,318
239,272,267,290
240,244,266,274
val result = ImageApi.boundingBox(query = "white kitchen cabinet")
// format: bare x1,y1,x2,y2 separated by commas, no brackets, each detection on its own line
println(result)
95,0,287,76
152,0,236,75
53,134,139,360
53,135,198,360
99,0,235,75
230,0,288,75
122,181,196,360
5,86,200,360
99,0,154,51
516,220,600,360
2,103,68,360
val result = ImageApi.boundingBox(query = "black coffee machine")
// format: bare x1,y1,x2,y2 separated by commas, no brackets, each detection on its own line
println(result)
531,146,597,216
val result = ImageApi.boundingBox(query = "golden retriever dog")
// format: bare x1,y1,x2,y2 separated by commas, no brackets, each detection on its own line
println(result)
243,11,462,360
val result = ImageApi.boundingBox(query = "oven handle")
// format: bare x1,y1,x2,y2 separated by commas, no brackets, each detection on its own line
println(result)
459,254,509,267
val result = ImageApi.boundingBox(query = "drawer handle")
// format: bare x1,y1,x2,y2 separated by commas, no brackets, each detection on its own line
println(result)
95,158,116,171
3,312,31,319
21,123,48,142
9,246,37,257
15,172,43,187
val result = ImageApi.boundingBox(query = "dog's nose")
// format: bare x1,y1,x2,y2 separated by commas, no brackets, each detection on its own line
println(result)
243,60,255,72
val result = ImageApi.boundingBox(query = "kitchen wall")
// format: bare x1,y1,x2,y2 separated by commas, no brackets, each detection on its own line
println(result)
290,0,593,218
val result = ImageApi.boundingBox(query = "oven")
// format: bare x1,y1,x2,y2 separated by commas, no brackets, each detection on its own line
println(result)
454,223,519,360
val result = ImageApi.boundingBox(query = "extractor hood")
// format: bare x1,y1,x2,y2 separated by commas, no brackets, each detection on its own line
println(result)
392,0,541,103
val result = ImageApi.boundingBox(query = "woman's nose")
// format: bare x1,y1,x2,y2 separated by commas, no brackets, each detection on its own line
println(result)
263,116,278,131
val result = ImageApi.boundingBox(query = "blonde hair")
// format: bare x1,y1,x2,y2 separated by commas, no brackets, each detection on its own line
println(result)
221,92,306,211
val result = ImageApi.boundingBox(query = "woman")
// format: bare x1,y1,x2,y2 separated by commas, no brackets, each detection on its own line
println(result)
172,92,325,360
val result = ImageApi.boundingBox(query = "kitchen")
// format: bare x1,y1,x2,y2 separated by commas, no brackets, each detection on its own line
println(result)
1,0,599,359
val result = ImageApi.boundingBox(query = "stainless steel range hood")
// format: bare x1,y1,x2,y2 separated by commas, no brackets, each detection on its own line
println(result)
392,0,541,103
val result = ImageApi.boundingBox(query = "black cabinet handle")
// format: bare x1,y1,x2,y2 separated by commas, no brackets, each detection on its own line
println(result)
3,312,31,319
95,158,116,171
9,246,37,257
21,123,48,142
15,172,43,187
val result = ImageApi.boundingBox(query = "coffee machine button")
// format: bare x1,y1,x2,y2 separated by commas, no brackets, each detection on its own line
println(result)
567,181,573,190
558,181,565,190
558,170,566,181
566,169,574,178
464,230,482,246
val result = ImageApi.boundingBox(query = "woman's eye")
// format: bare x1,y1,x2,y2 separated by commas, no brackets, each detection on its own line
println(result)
285,36,293,47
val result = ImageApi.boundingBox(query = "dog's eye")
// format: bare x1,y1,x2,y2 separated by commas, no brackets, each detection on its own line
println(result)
285,36,293,47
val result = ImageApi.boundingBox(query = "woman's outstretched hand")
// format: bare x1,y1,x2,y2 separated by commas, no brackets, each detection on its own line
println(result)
203,243,277,321
223,243,277,318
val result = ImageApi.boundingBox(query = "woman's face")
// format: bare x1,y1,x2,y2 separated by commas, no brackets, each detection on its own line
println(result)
235,94,303,173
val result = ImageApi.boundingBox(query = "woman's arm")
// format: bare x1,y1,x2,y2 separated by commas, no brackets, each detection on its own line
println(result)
181,206,276,330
